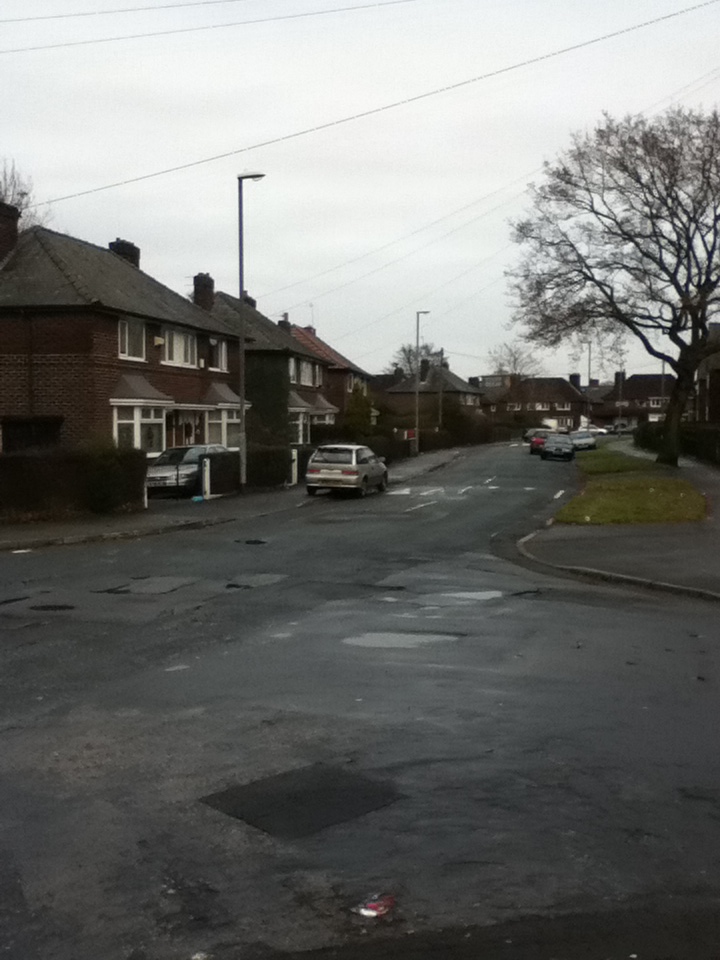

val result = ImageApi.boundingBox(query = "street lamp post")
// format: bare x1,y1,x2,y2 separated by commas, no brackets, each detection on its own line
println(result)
237,172,265,489
414,310,429,456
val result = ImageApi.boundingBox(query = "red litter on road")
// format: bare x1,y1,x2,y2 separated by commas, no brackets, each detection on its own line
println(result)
355,893,396,918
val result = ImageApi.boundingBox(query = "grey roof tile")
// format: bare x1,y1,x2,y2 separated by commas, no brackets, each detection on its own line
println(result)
0,227,238,338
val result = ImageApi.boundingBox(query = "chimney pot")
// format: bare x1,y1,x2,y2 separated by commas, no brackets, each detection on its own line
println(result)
193,272,215,311
420,358,430,382
0,201,21,262
569,372,581,389
109,238,140,268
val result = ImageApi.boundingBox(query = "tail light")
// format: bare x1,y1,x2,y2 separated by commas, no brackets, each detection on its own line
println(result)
307,467,320,474
341,469,358,476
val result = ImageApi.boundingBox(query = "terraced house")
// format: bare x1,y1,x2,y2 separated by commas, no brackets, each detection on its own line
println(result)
0,202,245,455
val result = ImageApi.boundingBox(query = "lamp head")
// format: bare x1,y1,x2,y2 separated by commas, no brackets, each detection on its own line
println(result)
238,172,266,182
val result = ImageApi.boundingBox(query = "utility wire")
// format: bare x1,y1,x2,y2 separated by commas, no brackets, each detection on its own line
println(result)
0,0,417,54
1,0,255,23
36,0,720,207
261,168,540,298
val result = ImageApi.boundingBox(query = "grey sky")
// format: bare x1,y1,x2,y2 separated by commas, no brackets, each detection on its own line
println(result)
5,0,720,381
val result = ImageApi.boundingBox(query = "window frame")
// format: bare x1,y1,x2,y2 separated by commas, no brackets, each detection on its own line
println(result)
118,318,146,361
113,404,166,453
208,338,228,372
162,327,198,368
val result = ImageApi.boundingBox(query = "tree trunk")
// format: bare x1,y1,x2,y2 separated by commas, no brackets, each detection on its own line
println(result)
656,365,695,467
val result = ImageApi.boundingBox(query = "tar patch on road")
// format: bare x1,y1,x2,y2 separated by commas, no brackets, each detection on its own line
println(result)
200,763,403,839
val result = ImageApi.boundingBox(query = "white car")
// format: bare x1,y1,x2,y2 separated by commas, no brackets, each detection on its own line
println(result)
305,444,388,497
570,430,597,451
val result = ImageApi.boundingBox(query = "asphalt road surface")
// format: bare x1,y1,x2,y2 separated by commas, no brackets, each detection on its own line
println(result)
1,443,718,960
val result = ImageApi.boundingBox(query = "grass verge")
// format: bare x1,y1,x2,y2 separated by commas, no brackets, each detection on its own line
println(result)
555,448,706,524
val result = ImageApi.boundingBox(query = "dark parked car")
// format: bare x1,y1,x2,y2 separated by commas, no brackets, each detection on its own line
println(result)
146,444,228,496
541,434,575,461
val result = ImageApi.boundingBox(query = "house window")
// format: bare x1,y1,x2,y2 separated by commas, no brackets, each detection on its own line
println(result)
555,402,571,411
288,357,298,383
535,402,550,411
490,404,497,412
313,364,323,387
114,406,165,452
208,338,228,371
162,327,197,367
289,412,309,444
118,319,145,360
649,397,663,408
556,417,573,428
507,402,521,411
300,361,314,386
207,408,240,447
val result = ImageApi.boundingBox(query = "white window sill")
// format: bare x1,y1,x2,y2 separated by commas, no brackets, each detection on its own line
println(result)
160,360,199,369
119,355,147,362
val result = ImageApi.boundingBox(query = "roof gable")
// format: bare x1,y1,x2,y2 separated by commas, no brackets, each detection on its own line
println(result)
289,324,369,377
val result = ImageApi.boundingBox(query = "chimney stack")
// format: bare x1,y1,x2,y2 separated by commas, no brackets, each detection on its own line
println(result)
109,238,140,268
614,370,626,389
304,325,316,336
193,272,214,311
0,202,20,262
419,358,430,382
278,312,291,333
569,372,581,390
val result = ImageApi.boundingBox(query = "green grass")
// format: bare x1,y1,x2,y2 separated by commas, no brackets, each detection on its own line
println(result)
555,448,706,524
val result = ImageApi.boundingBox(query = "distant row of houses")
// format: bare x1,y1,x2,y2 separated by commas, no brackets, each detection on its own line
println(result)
0,199,716,461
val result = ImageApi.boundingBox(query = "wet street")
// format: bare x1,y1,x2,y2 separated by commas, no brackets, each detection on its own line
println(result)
1,443,719,959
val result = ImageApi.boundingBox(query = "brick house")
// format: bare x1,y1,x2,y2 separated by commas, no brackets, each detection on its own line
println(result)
193,278,337,446
695,323,720,422
472,375,584,430
0,202,244,454
383,361,483,423
281,320,374,422
593,372,675,430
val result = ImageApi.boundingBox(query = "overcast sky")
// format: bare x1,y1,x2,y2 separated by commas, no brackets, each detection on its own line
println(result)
5,0,720,382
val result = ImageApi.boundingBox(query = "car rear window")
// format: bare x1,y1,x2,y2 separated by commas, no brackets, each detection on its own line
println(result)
312,448,354,464
154,447,208,465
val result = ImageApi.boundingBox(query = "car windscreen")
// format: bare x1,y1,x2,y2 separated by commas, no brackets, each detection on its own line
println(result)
154,448,202,465
311,448,354,464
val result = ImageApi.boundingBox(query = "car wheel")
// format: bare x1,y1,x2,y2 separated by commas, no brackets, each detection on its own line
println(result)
378,473,388,493
306,486,317,496
540,453,547,460
357,478,369,498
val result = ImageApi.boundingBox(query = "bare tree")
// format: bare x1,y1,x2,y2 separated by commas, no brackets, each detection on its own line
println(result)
487,339,545,378
0,159,50,229
508,107,720,465
385,341,440,378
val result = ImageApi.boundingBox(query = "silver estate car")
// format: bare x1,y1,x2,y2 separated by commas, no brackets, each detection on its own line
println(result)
146,444,228,496
305,444,388,497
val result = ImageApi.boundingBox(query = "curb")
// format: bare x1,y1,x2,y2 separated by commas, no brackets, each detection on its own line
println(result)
516,530,720,604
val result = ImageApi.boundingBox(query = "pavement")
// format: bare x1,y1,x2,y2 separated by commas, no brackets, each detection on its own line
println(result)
0,448,463,554
2,440,720,603
518,438,720,603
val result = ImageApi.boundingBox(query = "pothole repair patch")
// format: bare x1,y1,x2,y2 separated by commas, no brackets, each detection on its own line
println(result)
343,632,460,648
200,763,402,839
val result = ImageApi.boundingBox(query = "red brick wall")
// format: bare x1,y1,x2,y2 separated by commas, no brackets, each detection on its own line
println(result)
0,309,241,447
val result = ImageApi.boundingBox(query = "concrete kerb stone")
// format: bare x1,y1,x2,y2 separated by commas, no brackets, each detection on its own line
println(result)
516,529,720,605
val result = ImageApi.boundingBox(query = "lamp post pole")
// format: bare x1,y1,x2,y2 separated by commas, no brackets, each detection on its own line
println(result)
414,310,429,456
237,172,265,489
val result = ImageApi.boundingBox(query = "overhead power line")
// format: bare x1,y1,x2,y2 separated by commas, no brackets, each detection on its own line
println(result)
0,0,417,54
36,0,720,208
1,0,255,23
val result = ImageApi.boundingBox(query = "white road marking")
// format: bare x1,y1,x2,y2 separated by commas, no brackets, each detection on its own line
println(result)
483,476,496,485
554,489,565,500
487,486,499,490
420,487,444,497
524,487,536,491
387,487,412,495
165,664,190,672
459,486,474,495
405,500,438,512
